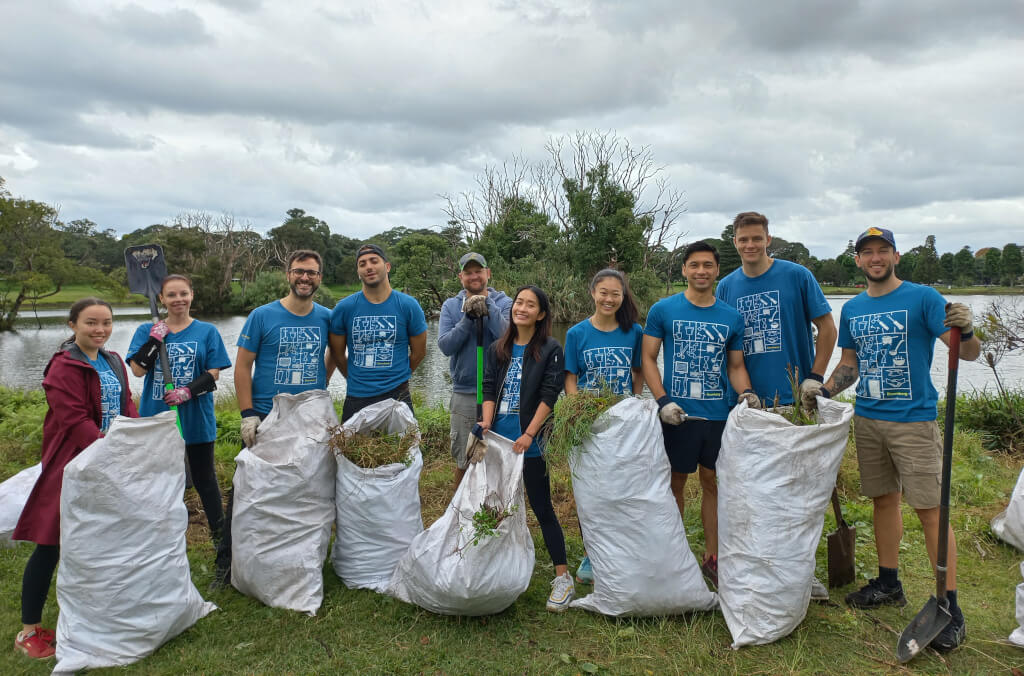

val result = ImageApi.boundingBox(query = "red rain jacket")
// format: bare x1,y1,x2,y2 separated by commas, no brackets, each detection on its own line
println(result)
12,345,138,545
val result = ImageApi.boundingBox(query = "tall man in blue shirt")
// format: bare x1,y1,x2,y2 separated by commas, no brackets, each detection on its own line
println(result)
804,227,979,652
437,252,512,490
329,244,428,422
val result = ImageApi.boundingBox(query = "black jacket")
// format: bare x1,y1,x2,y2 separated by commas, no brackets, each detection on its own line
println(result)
483,337,565,438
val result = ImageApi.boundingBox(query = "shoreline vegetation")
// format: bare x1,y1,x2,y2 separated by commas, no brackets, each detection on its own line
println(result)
1,386,1023,672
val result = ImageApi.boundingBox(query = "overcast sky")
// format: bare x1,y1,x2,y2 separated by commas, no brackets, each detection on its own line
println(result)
1,0,1022,258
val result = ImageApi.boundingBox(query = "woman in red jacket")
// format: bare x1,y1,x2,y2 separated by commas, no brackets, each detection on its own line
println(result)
12,298,138,660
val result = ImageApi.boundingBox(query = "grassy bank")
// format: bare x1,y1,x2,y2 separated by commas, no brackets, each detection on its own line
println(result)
1,389,1023,673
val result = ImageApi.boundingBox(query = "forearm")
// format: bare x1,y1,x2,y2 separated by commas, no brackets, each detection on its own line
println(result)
811,325,838,377
234,368,254,412
329,334,348,378
564,372,578,395
959,335,981,362
524,402,552,438
409,333,427,373
481,400,495,427
631,368,645,395
641,358,665,399
727,364,753,393
824,363,858,397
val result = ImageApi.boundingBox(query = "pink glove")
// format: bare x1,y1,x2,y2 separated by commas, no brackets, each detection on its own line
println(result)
164,387,192,406
149,321,170,341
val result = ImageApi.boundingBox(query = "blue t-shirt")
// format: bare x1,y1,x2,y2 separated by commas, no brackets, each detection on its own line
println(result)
493,343,542,457
237,300,332,415
128,320,232,444
643,294,745,421
564,319,643,395
716,259,832,404
838,281,949,423
88,356,122,433
330,290,428,398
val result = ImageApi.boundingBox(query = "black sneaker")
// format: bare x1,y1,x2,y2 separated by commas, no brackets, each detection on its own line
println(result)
929,612,966,653
208,563,231,592
844,578,907,609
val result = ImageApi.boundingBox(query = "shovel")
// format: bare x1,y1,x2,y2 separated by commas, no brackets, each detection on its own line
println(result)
897,325,961,662
827,488,856,588
125,244,182,436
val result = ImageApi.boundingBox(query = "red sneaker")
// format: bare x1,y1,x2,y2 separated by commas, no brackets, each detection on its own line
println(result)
14,630,55,659
36,627,56,645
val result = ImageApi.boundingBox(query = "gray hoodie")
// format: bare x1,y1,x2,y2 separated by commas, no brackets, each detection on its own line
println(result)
437,287,513,393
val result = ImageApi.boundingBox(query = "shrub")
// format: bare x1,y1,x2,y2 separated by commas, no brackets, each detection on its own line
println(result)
954,388,1024,454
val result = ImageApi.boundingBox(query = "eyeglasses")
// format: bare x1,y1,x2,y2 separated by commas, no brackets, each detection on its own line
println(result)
289,268,322,278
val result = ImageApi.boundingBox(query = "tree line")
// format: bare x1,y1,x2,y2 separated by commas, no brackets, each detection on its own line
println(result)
2,131,1021,331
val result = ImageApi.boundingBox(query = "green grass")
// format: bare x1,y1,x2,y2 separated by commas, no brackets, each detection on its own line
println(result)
2,390,1024,674
17,284,143,308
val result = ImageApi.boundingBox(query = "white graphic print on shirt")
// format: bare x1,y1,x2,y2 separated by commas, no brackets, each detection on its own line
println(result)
274,326,323,385
579,347,633,394
351,315,397,368
97,369,121,432
671,320,728,400
735,290,782,355
848,310,912,400
151,341,198,399
499,355,523,415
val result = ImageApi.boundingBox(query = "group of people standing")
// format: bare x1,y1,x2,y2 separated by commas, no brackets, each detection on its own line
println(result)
11,212,978,659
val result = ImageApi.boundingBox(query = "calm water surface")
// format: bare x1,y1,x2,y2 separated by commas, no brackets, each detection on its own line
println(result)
1,295,1021,407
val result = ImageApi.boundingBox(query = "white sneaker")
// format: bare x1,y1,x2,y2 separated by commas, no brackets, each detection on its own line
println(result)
546,572,575,612
811,576,830,601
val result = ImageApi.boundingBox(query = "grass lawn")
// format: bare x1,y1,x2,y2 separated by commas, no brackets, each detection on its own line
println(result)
1,393,1023,674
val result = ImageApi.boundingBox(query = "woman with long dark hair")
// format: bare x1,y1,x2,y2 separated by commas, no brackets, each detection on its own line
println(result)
480,285,573,611
12,298,138,659
563,268,645,583
127,274,231,542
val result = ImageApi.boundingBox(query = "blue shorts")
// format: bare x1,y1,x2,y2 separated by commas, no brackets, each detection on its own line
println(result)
662,419,727,474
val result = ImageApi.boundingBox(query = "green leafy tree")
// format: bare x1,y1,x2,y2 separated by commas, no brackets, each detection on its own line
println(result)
702,224,740,279
1001,243,1022,286
814,259,847,286
982,248,1002,285
767,236,812,266
953,246,977,286
940,252,956,282
59,219,122,273
911,235,940,284
389,230,463,314
475,197,560,266
838,240,858,284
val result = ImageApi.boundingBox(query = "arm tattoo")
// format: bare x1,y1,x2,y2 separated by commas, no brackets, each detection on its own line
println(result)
828,364,858,396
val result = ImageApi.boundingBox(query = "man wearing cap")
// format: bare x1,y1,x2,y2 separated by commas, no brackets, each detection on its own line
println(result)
803,227,979,652
329,244,428,422
438,252,513,489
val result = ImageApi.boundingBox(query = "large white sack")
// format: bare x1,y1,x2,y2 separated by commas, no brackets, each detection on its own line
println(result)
231,390,337,615
992,466,1024,551
54,412,215,673
0,463,41,546
1011,562,1024,648
717,397,854,648
571,397,718,617
388,431,534,615
332,399,423,593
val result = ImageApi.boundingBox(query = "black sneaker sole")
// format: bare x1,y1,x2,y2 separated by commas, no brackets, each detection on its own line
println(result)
845,594,907,609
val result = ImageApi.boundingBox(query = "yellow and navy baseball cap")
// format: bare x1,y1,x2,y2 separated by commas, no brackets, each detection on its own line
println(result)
854,226,896,253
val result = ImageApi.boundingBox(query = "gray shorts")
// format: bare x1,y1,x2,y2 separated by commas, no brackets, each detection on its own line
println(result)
449,392,477,469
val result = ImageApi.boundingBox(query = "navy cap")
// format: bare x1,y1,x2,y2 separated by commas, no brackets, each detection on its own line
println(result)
356,243,388,263
458,252,488,270
854,227,896,253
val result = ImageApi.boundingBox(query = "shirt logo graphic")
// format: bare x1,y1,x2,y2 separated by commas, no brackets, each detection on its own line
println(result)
351,315,397,369
275,326,323,386
671,320,729,400
152,341,198,399
579,347,633,394
848,310,912,400
736,291,782,355
500,355,523,414
97,369,121,432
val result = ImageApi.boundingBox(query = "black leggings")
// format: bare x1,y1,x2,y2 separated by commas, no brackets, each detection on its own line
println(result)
523,455,567,567
186,441,224,537
340,381,414,423
21,544,59,625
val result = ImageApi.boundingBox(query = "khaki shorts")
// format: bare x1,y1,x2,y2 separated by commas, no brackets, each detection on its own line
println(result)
853,415,942,509
449,392,477,470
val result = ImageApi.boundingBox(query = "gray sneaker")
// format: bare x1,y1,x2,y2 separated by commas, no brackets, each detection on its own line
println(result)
810,576,829,602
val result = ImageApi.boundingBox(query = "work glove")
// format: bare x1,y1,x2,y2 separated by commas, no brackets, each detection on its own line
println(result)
149,320,170,341
164,386,192,406
737,390,761,409
463,294,489,319
240,414,260,448
943,302,973,336
800,380,831,411
656,395,685,425
466,435,487,464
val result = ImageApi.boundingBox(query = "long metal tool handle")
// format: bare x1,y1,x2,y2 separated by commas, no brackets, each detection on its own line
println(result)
475,315,485,422
935,325,961,604
149,294,183,436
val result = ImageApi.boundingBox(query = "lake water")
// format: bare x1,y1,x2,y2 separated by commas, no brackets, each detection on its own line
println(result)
1,295,1022,407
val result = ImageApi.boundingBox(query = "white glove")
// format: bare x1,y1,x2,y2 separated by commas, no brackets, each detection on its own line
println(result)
737,390,761,409
658,401,685,425
943,302,973,334
466,435,487,464
463,294,489,319
240,416,260,448
799,380,829,411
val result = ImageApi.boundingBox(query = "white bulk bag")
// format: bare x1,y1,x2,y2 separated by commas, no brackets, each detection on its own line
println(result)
1011,561,1024,648
717,397,854,648
571,397,718,617
992,466,1024,551
0,463,41,546
332,399,423,593
54,412,215,673
388,431,534,615
231,390,337,615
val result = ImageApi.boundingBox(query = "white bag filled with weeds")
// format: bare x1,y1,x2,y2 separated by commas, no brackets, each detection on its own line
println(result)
569,397,718,617
0,463,41,546
331,399,423,593
54,412,215,673
231,390,336,615
1011,561,1024,648
388,431,534,615
992,466,1024,551
717,397,853,648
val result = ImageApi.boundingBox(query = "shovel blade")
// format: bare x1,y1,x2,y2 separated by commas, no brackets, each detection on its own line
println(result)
897,595,951,663
124,244,168,296
826,523,856,588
